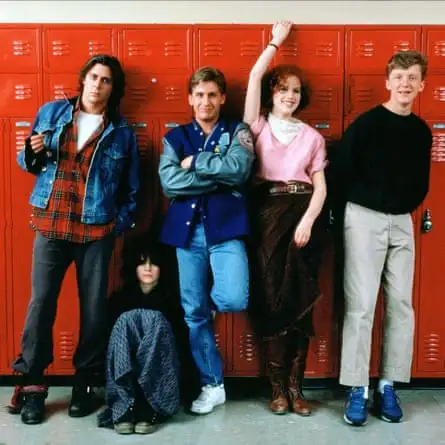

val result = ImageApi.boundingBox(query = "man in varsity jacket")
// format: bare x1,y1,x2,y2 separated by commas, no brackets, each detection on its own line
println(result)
329,51,432,427
159,66,255,415
10,54,139,425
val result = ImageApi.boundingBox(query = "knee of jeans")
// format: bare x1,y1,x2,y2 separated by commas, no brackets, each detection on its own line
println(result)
215,293,248,313
184,313,211,331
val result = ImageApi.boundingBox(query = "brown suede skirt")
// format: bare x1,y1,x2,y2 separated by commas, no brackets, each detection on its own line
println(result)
248,182,325,340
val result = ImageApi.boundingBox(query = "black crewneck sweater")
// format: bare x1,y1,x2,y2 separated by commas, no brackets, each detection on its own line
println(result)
329,105,432,214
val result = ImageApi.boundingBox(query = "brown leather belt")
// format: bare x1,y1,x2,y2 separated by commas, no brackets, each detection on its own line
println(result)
268,181,313,195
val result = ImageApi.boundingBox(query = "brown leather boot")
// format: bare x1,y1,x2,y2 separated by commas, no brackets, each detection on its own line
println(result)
268,363,289,414
288,336,312,416
265,337,289,415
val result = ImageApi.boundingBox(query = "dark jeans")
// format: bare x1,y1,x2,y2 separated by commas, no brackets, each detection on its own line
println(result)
12,231,115,382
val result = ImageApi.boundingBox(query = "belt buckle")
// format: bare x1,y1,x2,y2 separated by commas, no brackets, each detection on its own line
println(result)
288,183,298,194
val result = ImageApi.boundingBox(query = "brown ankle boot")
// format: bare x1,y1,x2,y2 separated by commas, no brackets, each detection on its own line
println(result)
288,335,312,416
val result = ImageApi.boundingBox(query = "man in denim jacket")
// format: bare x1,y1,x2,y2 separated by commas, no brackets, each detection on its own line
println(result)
159,67,254,415
10,54,139,425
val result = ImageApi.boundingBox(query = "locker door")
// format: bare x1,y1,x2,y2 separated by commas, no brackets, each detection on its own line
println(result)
0,120,9,373
223,71,249,121
347,27,421,74
347,75,420,117
230,312,261,376
44,73,78,102
274,27,344,74
44,27,116,72
126,116,159,237
121,28,192,73
306,244,338,377
422,28,445,73
121,74,189,116
196,27,265,72
306,119,343,148
420,75,445,117
215,313,228,375
0,27,40,73
0,74,41,118
299,75,343,119
415,121,445,376
347,75,388,117
6,119,36,362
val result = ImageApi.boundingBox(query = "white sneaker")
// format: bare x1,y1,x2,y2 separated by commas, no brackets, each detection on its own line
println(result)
190,384,226,414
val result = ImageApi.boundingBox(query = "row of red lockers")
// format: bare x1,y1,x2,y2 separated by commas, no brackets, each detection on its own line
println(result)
0,24,444,378
0,24,445,120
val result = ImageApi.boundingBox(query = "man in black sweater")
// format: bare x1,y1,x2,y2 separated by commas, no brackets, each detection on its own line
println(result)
329,51,432,427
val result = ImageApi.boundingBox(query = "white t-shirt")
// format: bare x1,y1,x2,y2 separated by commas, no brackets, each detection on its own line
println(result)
268,112,304,145
77,111,103,151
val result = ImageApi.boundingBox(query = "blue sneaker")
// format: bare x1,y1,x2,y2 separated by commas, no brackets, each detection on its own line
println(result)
372,385,403,422
344,387,368,426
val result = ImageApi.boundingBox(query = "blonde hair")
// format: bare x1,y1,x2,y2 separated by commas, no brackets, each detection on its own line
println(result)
386,51,428,80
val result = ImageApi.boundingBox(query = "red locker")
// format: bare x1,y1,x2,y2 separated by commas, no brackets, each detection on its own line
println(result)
4,118,36,366
0,74,41,118
0,120,9,373
422,27,445,73
306,119,342,146
121,73,189,115
273,27,344,74
43,27,116,72
195,27,266,72
121,27,192,74
222,71,249,120
229,312,261,376
299,75,343,119
0,27,41,73
126,116,159,234
415,121,445,375
306,244,338,377
346,27,421,74
214,314,228,373
420,75,445,117
44,73,78,102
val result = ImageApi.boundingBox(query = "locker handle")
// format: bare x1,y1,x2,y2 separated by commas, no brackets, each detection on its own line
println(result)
422,208,433,233
165,122,180,129
131,122,148,128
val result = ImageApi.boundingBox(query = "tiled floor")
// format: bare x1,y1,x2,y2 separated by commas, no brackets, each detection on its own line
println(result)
0,382,444,445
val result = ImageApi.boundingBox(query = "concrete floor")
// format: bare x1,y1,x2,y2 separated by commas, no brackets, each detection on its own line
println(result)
1,382,444,445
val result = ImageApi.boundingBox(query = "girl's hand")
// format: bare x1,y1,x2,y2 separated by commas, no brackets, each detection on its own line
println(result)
294,218,313,248
271,20,293,46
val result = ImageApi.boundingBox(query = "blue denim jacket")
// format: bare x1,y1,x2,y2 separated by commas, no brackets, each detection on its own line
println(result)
17,97,140,235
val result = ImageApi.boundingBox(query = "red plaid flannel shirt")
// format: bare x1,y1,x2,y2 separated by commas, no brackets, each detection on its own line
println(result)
31,103,115,243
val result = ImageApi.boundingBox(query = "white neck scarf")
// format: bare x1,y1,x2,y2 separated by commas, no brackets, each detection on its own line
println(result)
268,112,303,145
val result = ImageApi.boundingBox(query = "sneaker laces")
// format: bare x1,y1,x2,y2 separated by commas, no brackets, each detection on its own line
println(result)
348,388,366,410
382,386,400,409
196,385,218,402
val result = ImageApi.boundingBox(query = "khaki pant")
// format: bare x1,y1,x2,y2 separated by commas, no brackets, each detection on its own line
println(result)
339,202,415,387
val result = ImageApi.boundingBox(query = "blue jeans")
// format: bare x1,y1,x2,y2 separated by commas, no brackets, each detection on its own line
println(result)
176,223,249,385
